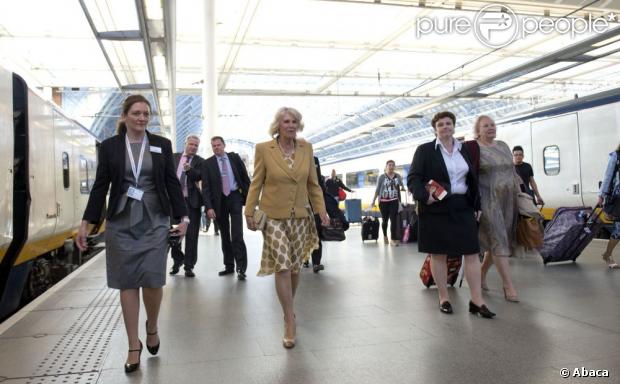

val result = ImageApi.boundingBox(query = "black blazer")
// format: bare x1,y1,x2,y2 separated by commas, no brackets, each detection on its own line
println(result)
407,138,481,214
200,152,251,214
83,131,188,223
173,153,204,209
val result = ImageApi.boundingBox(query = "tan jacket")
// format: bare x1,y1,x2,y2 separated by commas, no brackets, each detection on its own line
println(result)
244,138,326,219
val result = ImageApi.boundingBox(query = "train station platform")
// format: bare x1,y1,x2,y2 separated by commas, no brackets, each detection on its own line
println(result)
1,229,619,384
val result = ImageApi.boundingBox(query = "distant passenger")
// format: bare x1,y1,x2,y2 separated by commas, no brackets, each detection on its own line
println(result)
171,135,204,277
512,145,544,206
409,111,495,318
245,107,329,348
371,160,404,246
201,208,220,235
474,115,520,302
598,144,620,269
76,95,188,373
305,156,350,272
325,169,353,201
200,136,251,280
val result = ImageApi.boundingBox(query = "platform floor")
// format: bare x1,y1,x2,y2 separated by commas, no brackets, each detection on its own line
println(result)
1,228,619,384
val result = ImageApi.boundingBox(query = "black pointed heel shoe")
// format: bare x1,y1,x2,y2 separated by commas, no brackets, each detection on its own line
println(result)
439,301,453,314
469,301,496,318
124,341,143,373
145,320,160,355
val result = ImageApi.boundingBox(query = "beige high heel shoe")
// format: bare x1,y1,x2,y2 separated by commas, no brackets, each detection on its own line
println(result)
503,287,520,303
282,316,296,349
603,253,620,269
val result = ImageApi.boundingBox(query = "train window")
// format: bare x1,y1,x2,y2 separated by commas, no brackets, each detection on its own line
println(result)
364,169,379,186
543,146,560,176
346,172,358,188
394,164,410,180
79,157,89,194
88,160,96,191
62,152,70,189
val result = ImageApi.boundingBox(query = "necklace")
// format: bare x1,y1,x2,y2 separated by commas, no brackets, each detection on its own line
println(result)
277,138,295,157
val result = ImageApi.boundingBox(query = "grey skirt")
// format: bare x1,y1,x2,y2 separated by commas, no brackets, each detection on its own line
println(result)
104,201,170,289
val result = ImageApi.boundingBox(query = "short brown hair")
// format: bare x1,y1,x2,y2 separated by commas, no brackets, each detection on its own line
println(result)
211,136,225,145
116,94,151,135
431,111,456,129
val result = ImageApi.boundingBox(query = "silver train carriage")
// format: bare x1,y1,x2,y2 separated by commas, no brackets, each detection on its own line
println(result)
0,67,101,319
324,88,620,228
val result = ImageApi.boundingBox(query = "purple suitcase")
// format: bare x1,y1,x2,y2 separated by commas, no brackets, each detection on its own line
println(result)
539,207,603,265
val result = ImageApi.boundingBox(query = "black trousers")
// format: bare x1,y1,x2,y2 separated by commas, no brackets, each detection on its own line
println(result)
171,201,201,270
379,200,400,241
217,191,247,273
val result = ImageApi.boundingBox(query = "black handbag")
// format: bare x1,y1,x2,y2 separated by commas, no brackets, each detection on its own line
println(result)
603,151,620,219
603,194,620,219
320,218,346,241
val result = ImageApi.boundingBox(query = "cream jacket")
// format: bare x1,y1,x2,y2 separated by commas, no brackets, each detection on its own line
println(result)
244,138,326,219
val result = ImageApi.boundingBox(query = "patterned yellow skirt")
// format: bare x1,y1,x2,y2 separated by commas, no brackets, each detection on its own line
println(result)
258,216,319,276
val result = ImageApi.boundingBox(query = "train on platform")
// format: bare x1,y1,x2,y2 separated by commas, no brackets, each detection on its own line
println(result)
0,67,102,320
324,88,620,231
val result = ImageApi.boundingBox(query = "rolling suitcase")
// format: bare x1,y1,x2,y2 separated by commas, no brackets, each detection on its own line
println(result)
399,204,418,243
361,216,380,242
420,254,462,288
345,198,362,223
539,207,603,265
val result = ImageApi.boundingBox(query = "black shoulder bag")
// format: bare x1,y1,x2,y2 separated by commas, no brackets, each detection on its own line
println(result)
603,151,620,219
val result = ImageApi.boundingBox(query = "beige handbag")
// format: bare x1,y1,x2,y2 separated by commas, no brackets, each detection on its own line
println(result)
252,209,267,231
517,192,542,219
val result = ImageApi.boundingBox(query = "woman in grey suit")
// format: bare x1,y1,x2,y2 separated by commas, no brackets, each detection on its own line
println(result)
76,95,188,373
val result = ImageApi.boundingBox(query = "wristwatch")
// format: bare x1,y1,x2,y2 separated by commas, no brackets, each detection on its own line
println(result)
181,217,190,224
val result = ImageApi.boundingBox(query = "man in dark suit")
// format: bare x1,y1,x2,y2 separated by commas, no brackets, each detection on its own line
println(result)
201,136,251,280
171,134,204,277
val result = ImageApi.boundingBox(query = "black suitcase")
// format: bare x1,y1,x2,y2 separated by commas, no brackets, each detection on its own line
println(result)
539,207,603,264
399,204,418,243
361,216,380,242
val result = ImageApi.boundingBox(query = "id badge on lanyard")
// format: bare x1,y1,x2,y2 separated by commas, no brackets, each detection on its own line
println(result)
126,135,147,201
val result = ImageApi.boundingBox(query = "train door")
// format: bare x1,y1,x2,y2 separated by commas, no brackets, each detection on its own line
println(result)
576,103,620,207
52,111,75,234
0,68,13,256
27,92,57,241
531,113,583,207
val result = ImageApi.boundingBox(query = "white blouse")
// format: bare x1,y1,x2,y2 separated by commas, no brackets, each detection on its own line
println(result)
435,139,469,195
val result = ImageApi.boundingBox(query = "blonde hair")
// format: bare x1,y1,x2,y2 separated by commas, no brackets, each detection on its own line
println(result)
473,115,493,139
268,107,305,138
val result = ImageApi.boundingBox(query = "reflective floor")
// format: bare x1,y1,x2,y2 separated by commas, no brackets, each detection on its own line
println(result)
1,227,619,384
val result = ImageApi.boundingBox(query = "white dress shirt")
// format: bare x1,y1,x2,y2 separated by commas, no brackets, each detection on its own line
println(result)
435,138,469,195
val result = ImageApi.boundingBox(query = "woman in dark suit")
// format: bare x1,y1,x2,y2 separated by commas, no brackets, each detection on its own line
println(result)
76,95,188,373
408,111,494,318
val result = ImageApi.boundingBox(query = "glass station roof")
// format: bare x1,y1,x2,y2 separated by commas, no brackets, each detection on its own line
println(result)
1,0,619,158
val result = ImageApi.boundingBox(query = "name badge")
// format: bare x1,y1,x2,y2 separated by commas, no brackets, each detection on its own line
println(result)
150,146,162,153
127,186,144,201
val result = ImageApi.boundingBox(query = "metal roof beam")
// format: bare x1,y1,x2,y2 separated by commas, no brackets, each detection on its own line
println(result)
312,25,620,151
164,0,177,146
78,0,123,90
312,11,430,94
135,0,164,134
218,0,262,91
98,30,142,40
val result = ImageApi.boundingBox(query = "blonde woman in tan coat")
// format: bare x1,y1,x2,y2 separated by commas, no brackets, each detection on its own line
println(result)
245,107,329,349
